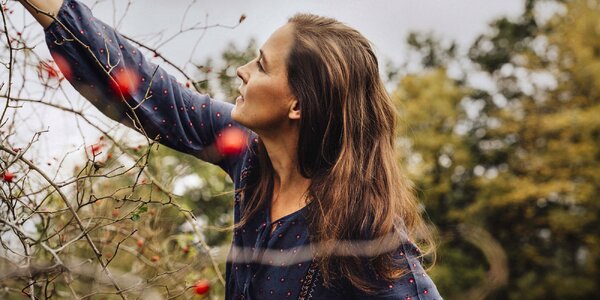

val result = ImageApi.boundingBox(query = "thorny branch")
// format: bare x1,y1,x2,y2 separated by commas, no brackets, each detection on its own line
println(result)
0,0,246,298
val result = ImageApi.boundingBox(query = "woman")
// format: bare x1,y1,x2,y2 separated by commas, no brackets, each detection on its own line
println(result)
19,0,442,298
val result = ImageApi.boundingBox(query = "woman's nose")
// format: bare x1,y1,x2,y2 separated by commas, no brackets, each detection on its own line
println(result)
236,65,248,84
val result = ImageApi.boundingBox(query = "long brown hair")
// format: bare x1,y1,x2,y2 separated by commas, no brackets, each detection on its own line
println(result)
238,13,435,294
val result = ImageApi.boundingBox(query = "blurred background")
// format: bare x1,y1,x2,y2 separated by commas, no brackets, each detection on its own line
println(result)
1,0,599,299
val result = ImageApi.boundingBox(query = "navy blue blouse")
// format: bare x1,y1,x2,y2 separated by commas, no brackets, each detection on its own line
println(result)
44,1,442,299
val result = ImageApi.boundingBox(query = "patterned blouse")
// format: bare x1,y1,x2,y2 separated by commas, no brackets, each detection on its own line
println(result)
44,1,442,299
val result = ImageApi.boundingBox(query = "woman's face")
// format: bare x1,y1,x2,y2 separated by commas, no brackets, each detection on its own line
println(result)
232,23,299,133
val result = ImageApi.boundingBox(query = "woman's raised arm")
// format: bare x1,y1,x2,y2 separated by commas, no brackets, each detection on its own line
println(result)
17,0,64,29
16,0,251,179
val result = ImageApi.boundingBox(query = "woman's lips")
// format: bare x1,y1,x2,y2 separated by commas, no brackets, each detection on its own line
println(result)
236,95,245,103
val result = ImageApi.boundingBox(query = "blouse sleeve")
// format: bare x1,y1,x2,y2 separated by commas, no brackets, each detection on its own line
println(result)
350,243,443,300
43,0,249,178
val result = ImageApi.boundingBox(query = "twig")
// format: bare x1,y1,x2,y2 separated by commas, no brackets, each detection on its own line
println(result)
0,144,128,299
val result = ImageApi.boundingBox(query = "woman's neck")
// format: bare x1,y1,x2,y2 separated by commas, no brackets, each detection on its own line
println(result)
260,127,311,207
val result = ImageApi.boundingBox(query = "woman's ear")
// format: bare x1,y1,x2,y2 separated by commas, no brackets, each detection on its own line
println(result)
289,99,301,120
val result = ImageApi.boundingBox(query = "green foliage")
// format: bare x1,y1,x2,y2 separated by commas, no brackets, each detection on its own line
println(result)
195,39,258,101
395,0,600,299
407,32,457,68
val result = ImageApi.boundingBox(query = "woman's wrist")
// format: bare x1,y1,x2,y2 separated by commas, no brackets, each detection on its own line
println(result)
17,0,64,29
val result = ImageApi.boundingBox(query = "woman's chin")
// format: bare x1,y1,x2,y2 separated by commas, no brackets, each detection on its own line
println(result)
231,106,240,122
231,107,248,128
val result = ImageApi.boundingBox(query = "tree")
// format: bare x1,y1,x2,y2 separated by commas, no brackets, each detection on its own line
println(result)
394,0,600,298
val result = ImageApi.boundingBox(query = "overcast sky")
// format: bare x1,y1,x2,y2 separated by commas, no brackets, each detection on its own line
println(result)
96,0,524,71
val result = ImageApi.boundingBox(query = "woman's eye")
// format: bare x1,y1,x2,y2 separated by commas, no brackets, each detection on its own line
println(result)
256,60,264,72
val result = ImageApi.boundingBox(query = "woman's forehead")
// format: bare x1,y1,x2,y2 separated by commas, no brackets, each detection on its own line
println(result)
260,23,295,69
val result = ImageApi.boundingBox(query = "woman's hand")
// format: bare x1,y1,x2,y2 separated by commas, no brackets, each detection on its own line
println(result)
17,0,64,29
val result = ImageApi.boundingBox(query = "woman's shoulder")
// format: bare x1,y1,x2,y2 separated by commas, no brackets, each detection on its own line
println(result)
233,133,259,186
391,242,442,299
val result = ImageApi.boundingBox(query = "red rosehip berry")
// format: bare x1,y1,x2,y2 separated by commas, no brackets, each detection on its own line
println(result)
193,279,210,295
37,60,60,79
216,128,247,156
91,144,102,156
136,239,144,248
2,171,14,183
151,255,160,262
110,68,140,98
52,53,73,80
